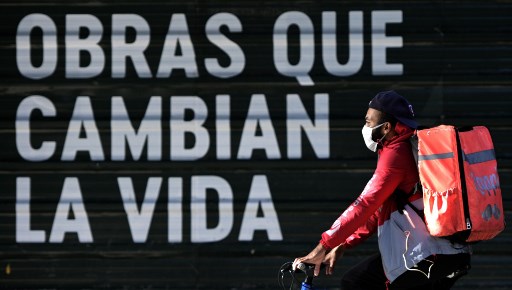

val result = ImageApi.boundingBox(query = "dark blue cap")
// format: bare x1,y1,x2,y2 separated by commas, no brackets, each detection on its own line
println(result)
369,90,418,129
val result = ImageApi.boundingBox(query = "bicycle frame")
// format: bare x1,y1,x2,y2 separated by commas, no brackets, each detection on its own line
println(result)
300,281,314,290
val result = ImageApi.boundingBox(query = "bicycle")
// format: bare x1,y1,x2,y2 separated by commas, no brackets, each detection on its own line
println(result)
278,262,322,290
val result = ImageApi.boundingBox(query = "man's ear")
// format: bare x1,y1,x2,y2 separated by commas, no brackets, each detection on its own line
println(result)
383,121,392,133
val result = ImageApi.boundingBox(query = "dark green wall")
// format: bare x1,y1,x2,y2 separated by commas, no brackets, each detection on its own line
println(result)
0,1,511,289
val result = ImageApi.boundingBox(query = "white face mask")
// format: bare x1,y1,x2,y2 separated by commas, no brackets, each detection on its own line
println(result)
362,123,385,152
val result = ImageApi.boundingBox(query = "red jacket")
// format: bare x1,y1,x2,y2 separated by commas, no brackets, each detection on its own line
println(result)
321,122,418,249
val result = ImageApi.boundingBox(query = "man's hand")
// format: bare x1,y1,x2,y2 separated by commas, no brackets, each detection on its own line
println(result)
323,244,345,275
292,242,328,277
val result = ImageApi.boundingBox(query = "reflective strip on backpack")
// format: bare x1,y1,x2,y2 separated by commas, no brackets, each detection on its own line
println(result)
418,152,454,161
463,149,496,164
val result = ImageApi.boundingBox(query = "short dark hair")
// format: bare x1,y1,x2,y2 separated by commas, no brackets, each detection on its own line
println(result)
378,111,397,128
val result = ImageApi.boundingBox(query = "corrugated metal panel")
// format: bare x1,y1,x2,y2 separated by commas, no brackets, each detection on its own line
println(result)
0,1,511,289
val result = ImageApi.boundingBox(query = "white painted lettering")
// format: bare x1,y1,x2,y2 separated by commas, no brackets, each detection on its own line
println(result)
111,14,152,78
61,96,104,161
237,94,281,159
16,96,57,161
118,177,162,243
286,93,330,159
191,176,233,243
111,96,162,161
170,96,209,161
16,177,46,243
168,177,183,243
371,11,403,75
322,11,364,77
273,11,315,86
204,13,245,78
16,14,57,79
65,14,105,78
239,175,283,241
157,14,198,78
49,177,93,243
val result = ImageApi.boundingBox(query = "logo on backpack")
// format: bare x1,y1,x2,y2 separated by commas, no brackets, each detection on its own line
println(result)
470,171,499,196
481,204,501,221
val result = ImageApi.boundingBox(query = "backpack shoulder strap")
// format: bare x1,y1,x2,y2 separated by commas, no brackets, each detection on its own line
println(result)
395,128,426,219
410,132,419,165
394,184,424,220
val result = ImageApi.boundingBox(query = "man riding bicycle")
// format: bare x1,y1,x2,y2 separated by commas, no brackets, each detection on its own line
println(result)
293,91,471,290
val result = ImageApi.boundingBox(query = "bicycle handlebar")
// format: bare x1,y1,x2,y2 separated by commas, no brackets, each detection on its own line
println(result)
278,262,325,289
280,262,320,273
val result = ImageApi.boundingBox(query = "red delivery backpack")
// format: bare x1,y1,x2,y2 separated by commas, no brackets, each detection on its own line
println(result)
415,125,505,243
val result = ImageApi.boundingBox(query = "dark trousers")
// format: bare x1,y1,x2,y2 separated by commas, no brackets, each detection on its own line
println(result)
341,253,470,290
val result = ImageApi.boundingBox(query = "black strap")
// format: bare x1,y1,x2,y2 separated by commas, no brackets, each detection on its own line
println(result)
394,184,424,220
405,200,424,220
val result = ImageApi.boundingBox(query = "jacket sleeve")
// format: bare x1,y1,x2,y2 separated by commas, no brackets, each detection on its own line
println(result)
319,209,379,250
320,149,406,250
342,209,379,249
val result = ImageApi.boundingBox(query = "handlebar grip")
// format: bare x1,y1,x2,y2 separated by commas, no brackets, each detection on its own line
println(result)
297,262,324,272
297,262,315,272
